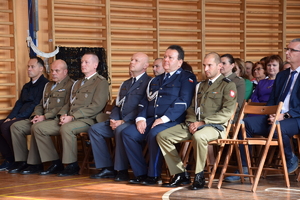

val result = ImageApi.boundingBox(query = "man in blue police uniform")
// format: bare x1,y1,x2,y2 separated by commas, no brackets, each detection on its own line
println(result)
88,52,152,181
122,45,197,185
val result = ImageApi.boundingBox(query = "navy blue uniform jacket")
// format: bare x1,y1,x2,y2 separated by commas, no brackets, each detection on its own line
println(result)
110,73,152,123
138,68,197,123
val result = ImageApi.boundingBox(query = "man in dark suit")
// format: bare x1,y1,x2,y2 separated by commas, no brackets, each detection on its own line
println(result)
122,45,197,185
88,52,152,181
9,59,74,174
227,38,300,182
0,57,48,171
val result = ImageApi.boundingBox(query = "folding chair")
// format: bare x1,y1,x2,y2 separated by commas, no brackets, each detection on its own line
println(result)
216,101,289,192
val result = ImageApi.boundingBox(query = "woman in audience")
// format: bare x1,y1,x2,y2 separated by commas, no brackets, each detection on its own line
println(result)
234,58,253,101
250,55,283,103
245,61,254,81
221,54,245,117
251,61,266,90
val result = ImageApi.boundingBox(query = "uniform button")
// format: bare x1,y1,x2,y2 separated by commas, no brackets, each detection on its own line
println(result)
155,115,158,118
159,95,162,98
160,88,162,90
156,105,159,107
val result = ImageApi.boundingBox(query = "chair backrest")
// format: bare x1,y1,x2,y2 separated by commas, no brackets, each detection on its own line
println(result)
224,102,239,139
240,101,283,140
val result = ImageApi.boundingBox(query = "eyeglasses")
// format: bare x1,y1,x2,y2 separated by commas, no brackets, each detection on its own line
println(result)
254,67,262,71
284,48,300,53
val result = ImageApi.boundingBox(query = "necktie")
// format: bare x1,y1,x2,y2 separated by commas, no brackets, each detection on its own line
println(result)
163,73,170,84
208,81,212,86
280,71,297,102
81,78,87,86
51,83,57,90
131,77,136,86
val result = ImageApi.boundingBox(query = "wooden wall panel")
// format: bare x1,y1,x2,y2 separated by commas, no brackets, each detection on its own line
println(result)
0,0,16,118
6,0,299,106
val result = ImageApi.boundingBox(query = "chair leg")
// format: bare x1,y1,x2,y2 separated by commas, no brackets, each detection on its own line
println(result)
207,144,225,188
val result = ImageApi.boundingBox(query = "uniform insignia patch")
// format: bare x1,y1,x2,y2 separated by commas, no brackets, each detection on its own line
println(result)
230,90,235,97
189,78,194,83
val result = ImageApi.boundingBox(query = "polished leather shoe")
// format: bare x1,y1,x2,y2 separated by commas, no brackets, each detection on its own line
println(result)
21,165,43,175
57,165,80,177
40,164,64,175
90,168,115,179
190,171,205,190
162,172,191,187
8,162,28,174
141,176,160,185
128,175,147,184
114,170,129,181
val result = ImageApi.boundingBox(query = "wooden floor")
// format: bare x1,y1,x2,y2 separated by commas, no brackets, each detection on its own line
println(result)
1,169,300,200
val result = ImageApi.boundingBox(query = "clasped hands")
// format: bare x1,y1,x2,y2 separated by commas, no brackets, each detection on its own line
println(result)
188,121,205,134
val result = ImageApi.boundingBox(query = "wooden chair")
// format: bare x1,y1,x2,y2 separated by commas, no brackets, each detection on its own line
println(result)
216,101,289,192
292,134,300,181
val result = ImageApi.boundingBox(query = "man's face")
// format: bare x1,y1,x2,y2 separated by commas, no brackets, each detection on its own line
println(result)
50,60,68,83
81,54,97,76
129,53,147,75
27,58,43,80
163,49,183,73
152,59,164,76
286,42,300,67
203,55,221,79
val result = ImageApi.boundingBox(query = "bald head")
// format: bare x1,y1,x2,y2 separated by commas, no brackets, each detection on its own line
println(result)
129,52,149,77
50,59,68,83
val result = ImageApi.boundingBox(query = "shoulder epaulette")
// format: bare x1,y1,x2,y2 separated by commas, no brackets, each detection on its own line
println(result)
223,77,231,83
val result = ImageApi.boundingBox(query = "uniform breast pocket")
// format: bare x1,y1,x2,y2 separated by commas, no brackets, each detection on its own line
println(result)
52,90,67,105
207,92,222,108
164,83,181,99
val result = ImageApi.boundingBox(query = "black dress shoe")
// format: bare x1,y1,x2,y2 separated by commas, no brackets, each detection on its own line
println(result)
162,172,191,187
21,164,44,175
190,171,205,190
57,164,80,177
141,176,160,185
90,168,115,179
8,162,28,174
128,175,147,184
40,164,64,175
114,170,129,181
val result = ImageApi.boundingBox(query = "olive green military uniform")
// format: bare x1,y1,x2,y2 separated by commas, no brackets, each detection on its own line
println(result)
227,73,245,121
11,76,74,163
157,74,237,175
29,73,109,165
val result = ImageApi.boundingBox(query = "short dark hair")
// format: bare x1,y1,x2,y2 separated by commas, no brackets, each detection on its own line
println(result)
167,45,184,61
30,56,45,67
221,54,235,65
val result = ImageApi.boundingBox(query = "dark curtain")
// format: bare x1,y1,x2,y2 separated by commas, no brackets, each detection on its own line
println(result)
55,47,110,83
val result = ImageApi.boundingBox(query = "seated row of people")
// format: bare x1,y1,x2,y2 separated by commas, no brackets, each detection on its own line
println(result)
1,38,299,191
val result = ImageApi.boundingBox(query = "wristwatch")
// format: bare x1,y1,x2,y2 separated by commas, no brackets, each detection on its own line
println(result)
283,112,291,119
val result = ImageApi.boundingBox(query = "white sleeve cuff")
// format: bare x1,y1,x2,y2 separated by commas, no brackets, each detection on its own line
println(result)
161,115,170,123
136,117,146,123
